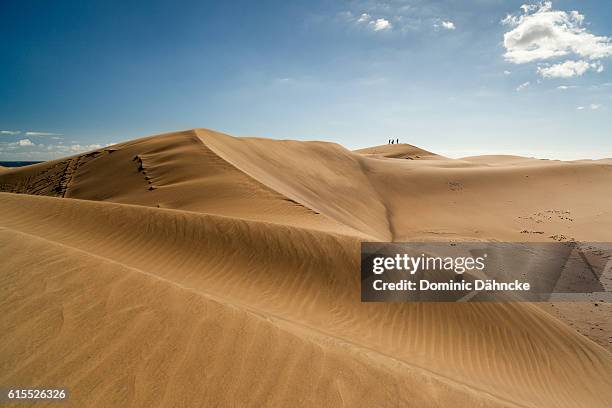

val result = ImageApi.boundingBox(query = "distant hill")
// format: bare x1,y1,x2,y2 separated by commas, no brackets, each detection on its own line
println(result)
0,161,43,168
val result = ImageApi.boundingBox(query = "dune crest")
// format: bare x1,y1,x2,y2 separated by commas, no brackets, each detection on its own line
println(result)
1,129,611,407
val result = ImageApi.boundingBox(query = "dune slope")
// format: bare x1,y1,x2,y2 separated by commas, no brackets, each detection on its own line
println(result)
202,129,612,242
2,226,517,408
1,194,611,408
1,129,611,407
0,130,361,237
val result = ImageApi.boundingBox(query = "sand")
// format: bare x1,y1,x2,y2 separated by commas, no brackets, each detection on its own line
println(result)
1,128,611,407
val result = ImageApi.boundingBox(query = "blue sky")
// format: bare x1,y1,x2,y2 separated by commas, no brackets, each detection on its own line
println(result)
1,0,611,160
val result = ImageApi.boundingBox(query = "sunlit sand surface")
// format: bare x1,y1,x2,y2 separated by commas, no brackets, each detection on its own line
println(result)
1,129,611,407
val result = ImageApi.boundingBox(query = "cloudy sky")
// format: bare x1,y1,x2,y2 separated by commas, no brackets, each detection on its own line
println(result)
1,0,611,160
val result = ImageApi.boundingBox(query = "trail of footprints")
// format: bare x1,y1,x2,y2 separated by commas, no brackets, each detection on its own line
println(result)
132,155,156,191
131,154,321,214
518,209,576,241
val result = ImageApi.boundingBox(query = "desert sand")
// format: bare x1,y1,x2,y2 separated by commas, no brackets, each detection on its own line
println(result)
1,128,611,407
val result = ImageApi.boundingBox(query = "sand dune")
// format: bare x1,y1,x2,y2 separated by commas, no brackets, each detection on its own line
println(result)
1,129,611,407
0,225,513,408
0,130,358,237
355,143,442,160
204,130,612,241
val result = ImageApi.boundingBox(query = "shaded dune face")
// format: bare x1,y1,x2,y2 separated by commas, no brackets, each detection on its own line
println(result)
1,129,611,408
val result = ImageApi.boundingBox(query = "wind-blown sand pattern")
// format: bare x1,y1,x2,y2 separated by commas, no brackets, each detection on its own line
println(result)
1,129,611,407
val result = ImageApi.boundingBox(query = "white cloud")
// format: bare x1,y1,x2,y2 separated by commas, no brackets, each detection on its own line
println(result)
1,138,111,161
25,131,63,137
70,144,102,153
502,2,612,65
577,104,602,110
516,81,530,91
537,60,603,78
18,139,34,146
441,21,455,30
349,12,391,32
370,18,391,31
357,13,370,23
0,130,64,144
520,4,539,14
556,85,576,90
504,70,512,75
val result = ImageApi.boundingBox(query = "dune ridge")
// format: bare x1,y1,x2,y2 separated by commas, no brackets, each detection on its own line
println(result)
0,226,519,408
1,193,611,407
0,130,361,237
1,129,611,407
199,129,612,241
2,128,611,242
